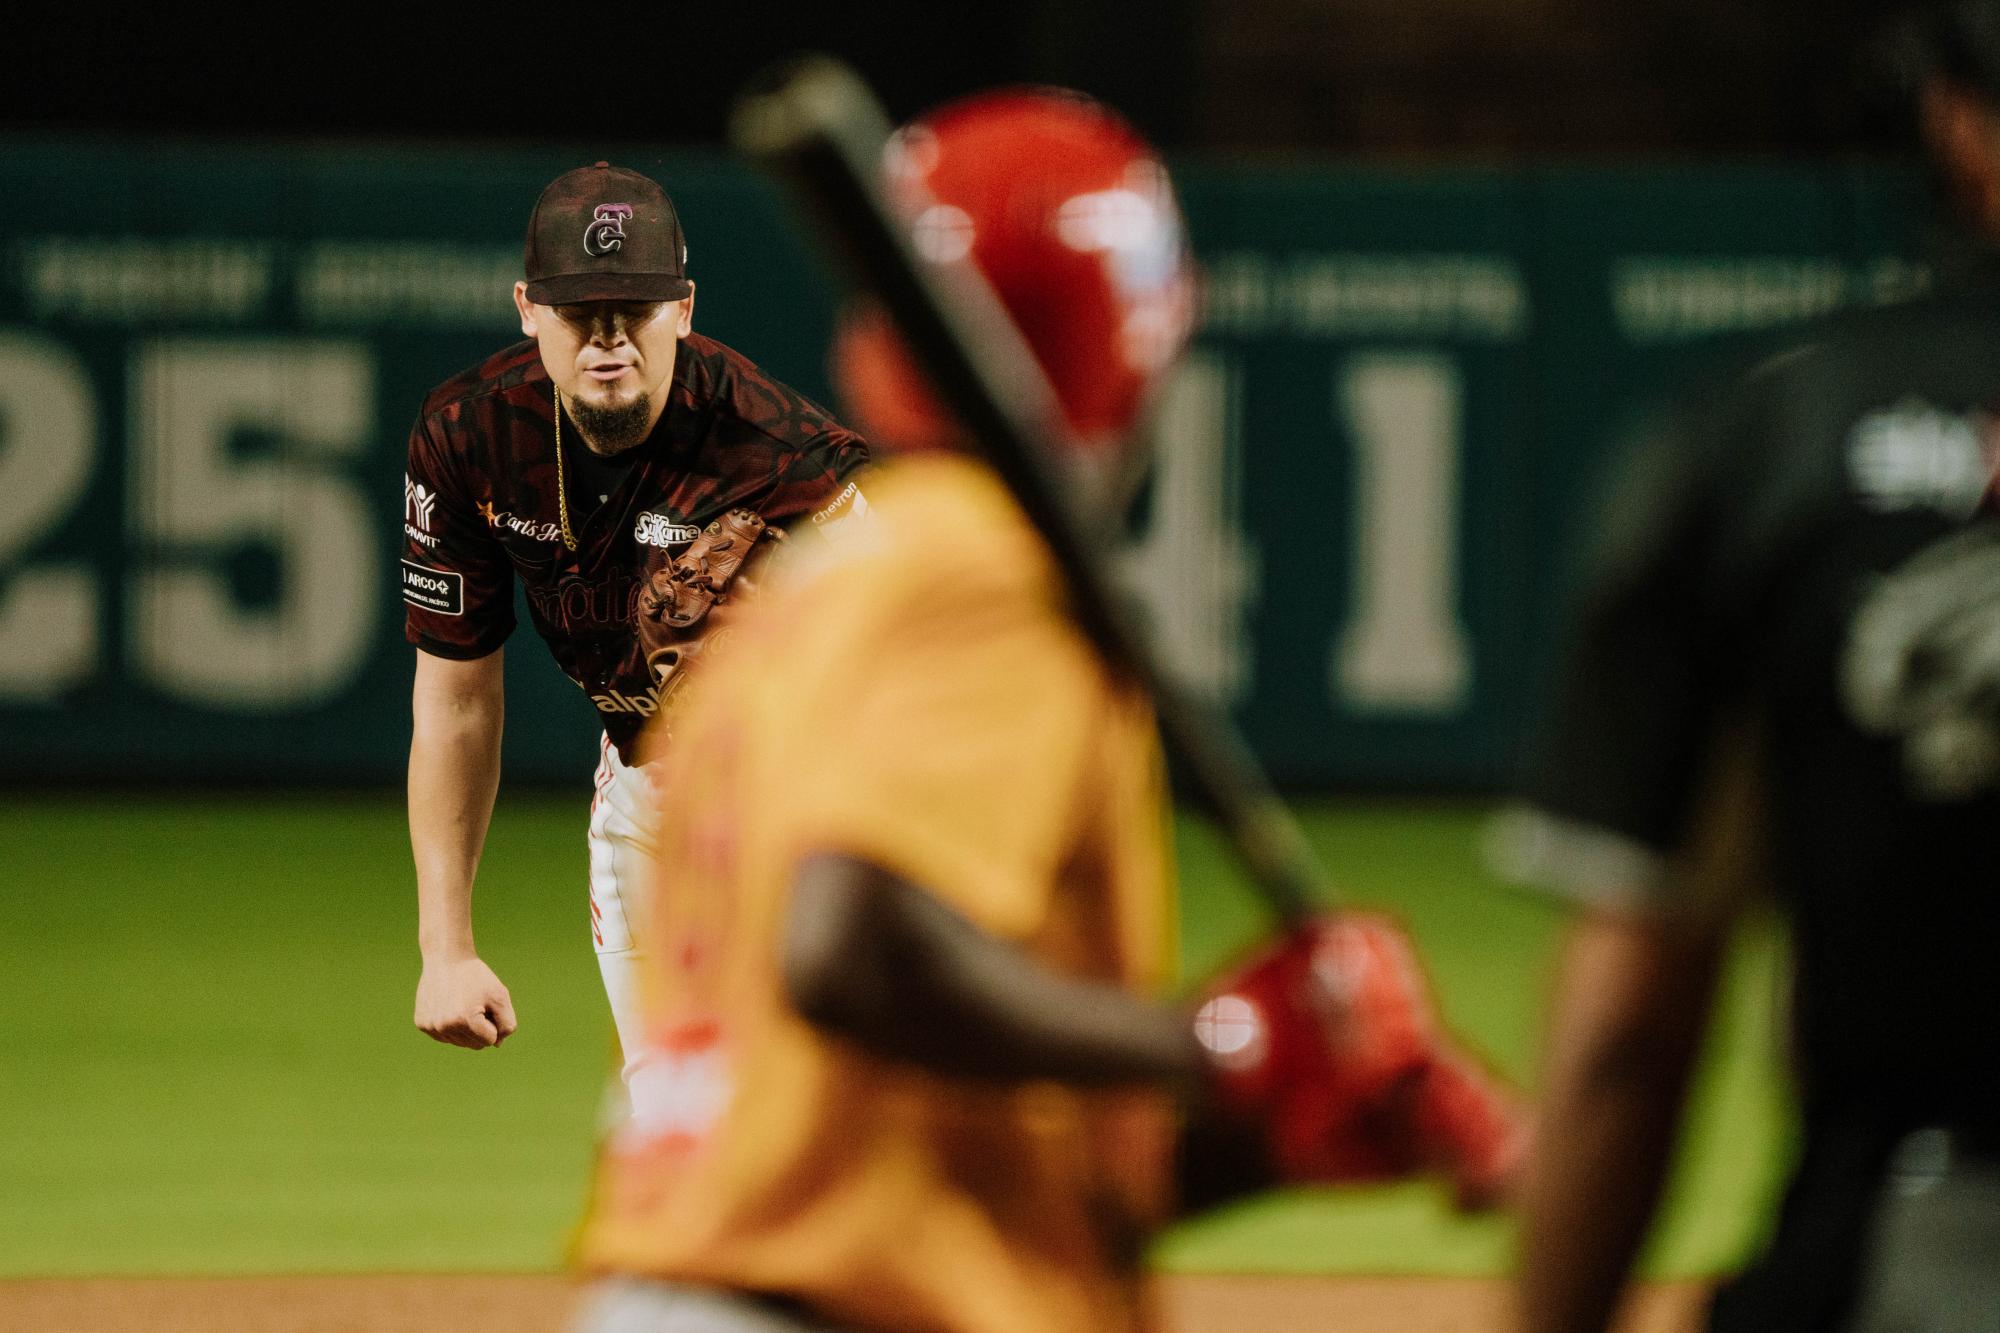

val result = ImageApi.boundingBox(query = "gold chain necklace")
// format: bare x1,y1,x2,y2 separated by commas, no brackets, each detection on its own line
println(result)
552,384,577,552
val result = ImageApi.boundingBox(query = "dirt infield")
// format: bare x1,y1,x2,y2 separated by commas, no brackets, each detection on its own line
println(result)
0,1274,1708,1331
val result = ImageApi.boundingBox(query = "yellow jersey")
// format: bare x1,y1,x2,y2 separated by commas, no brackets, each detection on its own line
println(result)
576,452,1177,1333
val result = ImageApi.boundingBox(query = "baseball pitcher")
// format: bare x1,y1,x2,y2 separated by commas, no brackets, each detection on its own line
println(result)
401,162,867,1111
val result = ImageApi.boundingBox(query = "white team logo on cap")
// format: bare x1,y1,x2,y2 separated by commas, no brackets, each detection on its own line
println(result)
584,203,634,256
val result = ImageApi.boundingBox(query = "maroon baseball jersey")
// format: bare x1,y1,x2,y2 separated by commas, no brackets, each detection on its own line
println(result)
402,332,868,760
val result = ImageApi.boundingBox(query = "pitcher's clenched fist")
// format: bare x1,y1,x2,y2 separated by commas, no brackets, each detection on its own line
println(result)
415,954,518,1049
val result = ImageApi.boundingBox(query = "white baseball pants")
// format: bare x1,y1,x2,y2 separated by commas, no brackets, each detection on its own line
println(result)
588,733,661,1102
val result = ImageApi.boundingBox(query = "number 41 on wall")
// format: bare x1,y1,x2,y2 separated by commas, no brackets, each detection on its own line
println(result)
1120,349,1472,719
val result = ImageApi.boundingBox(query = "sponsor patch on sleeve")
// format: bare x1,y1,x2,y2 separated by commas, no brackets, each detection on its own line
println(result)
401,559,464,616
809,481,873,542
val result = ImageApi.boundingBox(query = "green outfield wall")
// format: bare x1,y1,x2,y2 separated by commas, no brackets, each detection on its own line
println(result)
0,141,1932,786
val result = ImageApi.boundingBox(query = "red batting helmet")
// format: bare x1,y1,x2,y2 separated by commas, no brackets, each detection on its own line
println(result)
833,88,1196,454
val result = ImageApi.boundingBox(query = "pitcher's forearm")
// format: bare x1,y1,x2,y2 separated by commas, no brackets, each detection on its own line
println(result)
409,659,505,961
410,723,501,956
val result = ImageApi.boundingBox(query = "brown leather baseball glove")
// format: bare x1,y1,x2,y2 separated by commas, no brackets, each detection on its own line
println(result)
641,509,772,632
635,511,782,734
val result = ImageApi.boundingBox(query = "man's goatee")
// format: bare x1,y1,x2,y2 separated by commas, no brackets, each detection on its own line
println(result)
571,393,654,454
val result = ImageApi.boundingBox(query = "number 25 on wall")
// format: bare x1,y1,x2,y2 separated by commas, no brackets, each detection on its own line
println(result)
0,333,379,709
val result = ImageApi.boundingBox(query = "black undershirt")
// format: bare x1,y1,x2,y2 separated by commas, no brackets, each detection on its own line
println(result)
565,438,642,515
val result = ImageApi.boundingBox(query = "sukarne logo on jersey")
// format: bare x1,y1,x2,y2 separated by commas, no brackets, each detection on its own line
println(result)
634,511,700,549
404,474,440,548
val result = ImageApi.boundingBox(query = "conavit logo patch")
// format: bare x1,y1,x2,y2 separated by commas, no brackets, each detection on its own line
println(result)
405,474,438,529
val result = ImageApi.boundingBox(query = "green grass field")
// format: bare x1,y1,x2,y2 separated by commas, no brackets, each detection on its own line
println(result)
0,795,1791,1279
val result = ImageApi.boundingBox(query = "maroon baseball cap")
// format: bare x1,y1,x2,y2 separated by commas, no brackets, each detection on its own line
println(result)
522,162,692,305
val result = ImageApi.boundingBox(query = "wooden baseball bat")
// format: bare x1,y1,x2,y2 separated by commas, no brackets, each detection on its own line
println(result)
730,56,1330,926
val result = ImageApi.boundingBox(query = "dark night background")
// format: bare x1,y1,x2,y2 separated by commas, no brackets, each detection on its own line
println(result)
9,0,1924,155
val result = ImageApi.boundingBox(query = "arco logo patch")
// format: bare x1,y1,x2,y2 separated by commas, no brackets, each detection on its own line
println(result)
401,559,463,616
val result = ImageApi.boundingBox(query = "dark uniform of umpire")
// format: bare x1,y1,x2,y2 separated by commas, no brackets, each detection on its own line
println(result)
1503,6,2000,1330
